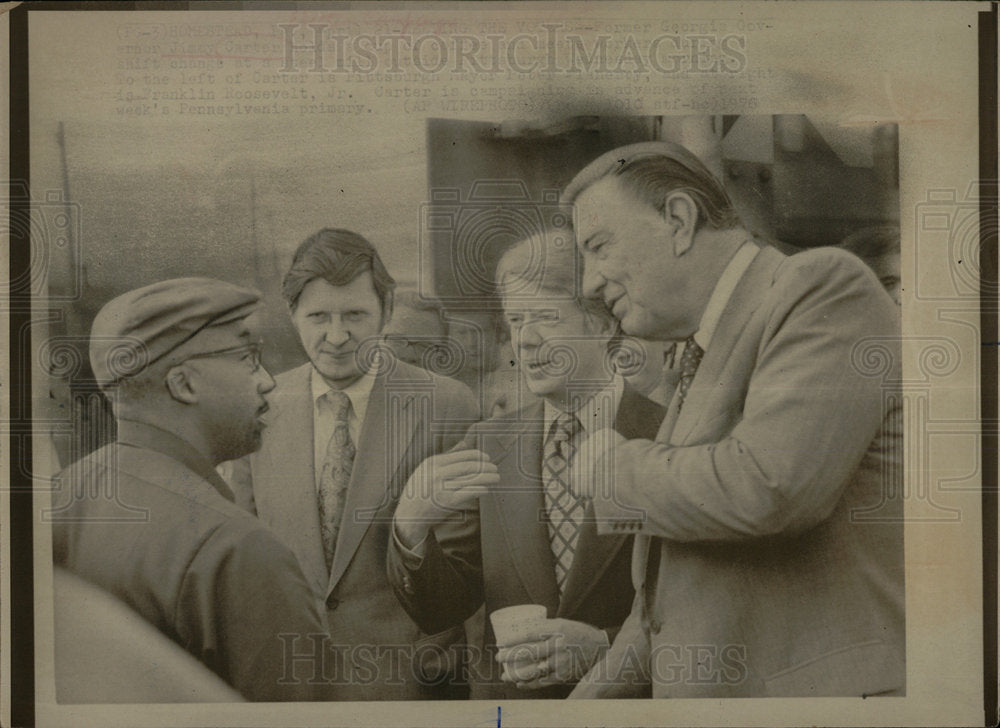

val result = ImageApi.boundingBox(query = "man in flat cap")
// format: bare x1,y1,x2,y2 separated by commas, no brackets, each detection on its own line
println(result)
51,277,335,701
562,142,904,698
224,229,479,700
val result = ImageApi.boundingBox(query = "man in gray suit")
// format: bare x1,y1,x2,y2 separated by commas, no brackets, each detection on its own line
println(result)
226,229,478,700
563,142,905,698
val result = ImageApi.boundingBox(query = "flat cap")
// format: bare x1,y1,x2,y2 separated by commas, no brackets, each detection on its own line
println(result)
561,140,716,203
90,277,261,386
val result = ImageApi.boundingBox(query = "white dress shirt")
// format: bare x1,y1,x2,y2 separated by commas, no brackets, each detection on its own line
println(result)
311,366,376,493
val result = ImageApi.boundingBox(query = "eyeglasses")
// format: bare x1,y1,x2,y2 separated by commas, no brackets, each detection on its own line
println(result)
181,341,264,372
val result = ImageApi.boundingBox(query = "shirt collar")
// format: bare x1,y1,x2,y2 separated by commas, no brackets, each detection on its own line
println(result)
115,418,235,502
543,375,624,440
693,239,760,351
311,365,377,421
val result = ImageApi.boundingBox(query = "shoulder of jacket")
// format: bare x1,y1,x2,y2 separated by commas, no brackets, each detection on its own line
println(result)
774,246,869,283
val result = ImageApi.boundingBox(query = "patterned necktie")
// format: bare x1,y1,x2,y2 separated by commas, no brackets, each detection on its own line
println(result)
317,390,356,572
676,336,704,412
543,412,586,596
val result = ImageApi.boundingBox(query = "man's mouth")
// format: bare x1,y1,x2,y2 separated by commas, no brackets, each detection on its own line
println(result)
322,348,354,361
526,359,551,372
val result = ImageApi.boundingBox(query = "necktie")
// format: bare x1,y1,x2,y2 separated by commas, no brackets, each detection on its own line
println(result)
317,390,356,572
543,412,585,596
676,336,704,412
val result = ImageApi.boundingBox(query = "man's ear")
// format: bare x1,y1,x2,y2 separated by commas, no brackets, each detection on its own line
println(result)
662,191,698,257
164,364,198,405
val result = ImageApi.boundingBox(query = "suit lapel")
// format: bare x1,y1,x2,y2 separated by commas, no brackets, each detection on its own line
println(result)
557,502,624,617
655,364,685,446
489,403,561,612
326,361,421,595
264,364,329,595
614,384,668,440
672,246,784,445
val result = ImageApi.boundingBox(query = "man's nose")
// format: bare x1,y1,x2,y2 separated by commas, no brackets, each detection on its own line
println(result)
258,367,277,394
324,320,351,347
516,323,543,348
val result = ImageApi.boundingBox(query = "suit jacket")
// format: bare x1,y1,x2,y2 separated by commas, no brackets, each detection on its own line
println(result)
227,355,478,700
387,384,665,699
51,420,331,701
572,246,905,698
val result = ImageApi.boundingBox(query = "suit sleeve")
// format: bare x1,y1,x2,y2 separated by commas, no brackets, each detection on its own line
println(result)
175,523,332,701
569,591,651,699
592,253,900,542
435,379,480,452
387,426,486,635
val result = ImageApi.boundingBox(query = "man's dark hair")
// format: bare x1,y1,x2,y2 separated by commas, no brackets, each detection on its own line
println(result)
282,228,396,322
608,154,741,231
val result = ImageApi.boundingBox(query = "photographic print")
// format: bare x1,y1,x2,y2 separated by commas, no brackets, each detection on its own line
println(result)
2,2,994,727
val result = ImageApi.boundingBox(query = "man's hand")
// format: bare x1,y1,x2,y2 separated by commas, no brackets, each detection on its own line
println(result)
495,618,610,689
394,449,499,548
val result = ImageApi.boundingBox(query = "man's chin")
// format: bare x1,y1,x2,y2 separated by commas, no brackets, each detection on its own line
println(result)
619,310,661,340
523,376,561,399
313,362,365,385
224,434,263,463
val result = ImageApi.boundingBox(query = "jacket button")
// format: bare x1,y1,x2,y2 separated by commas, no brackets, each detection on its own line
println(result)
649,619,662,635
327,596,340,610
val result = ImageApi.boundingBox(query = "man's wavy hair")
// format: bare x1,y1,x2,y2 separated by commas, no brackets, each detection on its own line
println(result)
282,228,396,326
563,143,741,232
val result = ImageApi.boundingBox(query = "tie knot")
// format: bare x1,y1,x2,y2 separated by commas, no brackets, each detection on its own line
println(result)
326,390,352,422
551,412,581,443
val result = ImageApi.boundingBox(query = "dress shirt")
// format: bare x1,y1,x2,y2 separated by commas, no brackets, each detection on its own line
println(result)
311,366,376,493
543,376,624,446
